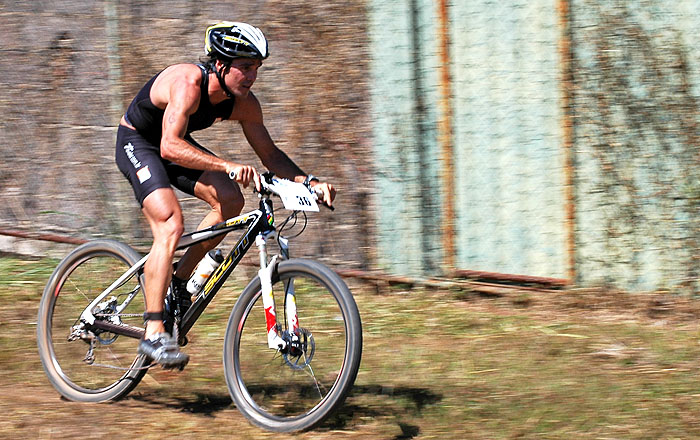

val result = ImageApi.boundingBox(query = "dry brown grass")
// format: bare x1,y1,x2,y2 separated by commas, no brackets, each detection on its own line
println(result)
3,256,700,439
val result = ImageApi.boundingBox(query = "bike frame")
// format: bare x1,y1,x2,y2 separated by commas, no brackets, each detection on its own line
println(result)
80,195,299,350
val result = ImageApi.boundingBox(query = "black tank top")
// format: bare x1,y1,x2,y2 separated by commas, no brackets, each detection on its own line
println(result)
124,64,235,144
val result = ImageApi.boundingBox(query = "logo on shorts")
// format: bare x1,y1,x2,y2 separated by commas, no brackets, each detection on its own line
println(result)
136,165,151,183
123,142,141,169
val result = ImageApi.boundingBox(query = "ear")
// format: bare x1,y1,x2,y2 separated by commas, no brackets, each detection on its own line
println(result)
215,59,232,73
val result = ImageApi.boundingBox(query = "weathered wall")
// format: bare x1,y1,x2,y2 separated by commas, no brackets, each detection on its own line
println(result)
369,0,568,280
572,0,700,292
0,0,374,270
449,0,566,280
368,0,445,276
368,0,698,293
2,1,698,293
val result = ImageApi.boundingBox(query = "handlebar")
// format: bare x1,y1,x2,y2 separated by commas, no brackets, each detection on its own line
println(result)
228,170,334,211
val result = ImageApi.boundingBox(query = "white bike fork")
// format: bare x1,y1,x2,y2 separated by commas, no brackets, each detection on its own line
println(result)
256,233,298,351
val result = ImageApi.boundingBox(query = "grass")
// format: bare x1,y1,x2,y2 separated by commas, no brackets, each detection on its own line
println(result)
2,255,700,438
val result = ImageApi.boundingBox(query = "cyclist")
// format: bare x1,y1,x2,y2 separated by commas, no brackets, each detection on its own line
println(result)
115,22,336,368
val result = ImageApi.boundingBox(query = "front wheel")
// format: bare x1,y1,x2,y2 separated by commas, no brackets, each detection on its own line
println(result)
224,259,362,432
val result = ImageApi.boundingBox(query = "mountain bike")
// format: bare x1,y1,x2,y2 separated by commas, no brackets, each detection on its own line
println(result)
36,172,363,433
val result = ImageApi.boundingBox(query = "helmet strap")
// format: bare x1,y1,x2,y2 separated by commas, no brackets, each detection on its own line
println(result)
212,61,235,99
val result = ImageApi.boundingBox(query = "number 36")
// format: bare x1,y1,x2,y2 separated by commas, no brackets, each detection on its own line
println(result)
296,195,312,206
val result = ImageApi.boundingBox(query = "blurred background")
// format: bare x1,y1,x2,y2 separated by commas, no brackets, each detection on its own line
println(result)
0,0,697,294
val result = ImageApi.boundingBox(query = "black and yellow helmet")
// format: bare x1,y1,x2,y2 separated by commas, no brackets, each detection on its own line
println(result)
205,22,269,60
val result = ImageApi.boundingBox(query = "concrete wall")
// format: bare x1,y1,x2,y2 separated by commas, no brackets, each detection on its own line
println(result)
368,0,699,293
0,0,375,271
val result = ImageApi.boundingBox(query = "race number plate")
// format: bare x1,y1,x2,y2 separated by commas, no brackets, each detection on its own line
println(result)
268,178,319,212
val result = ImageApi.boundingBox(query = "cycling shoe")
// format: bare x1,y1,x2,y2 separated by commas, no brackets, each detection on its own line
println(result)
138,332,189,369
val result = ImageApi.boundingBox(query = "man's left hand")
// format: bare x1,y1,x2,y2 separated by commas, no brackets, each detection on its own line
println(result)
310,181,336,208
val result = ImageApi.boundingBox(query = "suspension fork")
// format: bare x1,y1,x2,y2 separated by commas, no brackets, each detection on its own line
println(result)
256,232,298,350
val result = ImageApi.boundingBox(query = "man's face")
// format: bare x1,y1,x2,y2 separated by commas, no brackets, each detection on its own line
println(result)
221,58,262,98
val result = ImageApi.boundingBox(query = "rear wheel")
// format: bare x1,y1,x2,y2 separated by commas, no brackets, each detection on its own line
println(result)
37,240,149,402
224,259,362,432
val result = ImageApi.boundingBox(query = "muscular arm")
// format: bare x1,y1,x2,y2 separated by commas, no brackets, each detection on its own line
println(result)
236,93,306,182
236,92,335,205
241,120,307,181
156,66,257,186
159,74,229,173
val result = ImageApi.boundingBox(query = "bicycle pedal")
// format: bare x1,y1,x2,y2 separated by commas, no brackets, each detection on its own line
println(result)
161,360,188,371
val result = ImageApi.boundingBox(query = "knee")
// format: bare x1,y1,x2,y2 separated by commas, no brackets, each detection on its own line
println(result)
166,215,185,241
142,188,184,250
154,213,184,248
214,187,244,219
196,173,245,219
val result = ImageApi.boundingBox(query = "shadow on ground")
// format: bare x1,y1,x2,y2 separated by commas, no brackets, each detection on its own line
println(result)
130,383,442,437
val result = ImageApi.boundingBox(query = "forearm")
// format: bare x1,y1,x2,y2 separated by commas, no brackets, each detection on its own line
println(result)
241,119,309,182
161,137,230,172
261,148,307,182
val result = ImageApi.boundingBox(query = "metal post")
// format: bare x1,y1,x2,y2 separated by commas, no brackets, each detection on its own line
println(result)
558,0,576,285
436,0,456,273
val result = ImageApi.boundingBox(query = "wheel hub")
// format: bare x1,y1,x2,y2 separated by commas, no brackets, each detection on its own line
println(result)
282,328,315,370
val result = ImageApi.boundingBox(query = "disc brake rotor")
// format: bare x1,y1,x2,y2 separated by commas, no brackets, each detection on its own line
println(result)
283,327,315,370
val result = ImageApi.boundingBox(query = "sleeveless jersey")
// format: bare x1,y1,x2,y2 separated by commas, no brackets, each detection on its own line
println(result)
124,64,235,144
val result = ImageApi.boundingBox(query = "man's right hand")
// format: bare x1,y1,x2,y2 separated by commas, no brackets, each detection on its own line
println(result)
227,164,261,191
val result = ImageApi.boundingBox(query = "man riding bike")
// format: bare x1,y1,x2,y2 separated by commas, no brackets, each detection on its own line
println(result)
115,22,335,368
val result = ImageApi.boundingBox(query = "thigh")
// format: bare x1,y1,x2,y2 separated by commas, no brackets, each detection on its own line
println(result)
115,126,172,206
141,187,183,228
193,170,244,209
164,135,214,197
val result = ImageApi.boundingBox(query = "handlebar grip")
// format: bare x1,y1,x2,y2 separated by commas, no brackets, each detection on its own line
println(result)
311,186,335,211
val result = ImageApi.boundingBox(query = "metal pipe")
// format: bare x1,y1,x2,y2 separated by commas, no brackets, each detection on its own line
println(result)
0,228,87,245
436,0,456,274
452,269,569,288
336,268,564,292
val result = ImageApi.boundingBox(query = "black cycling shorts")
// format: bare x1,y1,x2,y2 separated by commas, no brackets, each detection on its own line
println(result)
115,125,211,206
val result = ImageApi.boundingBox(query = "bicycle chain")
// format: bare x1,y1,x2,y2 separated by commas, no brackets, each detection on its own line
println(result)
93,313,142,318
88,361,156,371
